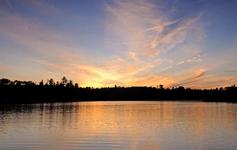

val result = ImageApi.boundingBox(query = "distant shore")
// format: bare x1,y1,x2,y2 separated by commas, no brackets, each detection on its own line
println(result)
1,78,237,104
1,99,236,105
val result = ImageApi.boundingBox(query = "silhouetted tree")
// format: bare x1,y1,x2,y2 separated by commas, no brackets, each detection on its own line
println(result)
66,80,74,88
56,81,60,87
159,84,164,89
75,83,79,88
48,78,55,86
39,80,44,86
61,76,68,87
0,77,236,104
0,78,11,85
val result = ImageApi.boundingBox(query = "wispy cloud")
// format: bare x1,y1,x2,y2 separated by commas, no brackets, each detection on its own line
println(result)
0,11,64,54
0,8,95,82
102,0,205,87
172,68,206,87
27,0,204,87
4,0,231,88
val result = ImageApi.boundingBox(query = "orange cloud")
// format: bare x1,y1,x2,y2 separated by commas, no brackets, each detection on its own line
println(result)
0,0,210,88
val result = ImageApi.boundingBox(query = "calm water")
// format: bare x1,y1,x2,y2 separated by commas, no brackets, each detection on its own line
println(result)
0,101,237,150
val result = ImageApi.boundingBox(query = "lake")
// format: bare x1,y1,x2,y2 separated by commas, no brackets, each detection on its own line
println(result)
0,101,237,150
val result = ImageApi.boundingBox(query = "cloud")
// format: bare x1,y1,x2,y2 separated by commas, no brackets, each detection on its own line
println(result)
0,9,97,83
0,0,209,88
103,0,205,87
27,0,204,87
0,11,64,54
105,0,203,58
128,75,176,87
0,8,95,64
170,68,206,87
190,75,237,89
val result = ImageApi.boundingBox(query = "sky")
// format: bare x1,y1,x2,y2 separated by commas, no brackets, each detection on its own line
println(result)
0,0,237,88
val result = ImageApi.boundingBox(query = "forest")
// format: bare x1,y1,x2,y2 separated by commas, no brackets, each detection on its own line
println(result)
0,77,236,104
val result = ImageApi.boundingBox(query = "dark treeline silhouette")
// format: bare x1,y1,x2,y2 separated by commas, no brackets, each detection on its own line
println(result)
0,77,236,104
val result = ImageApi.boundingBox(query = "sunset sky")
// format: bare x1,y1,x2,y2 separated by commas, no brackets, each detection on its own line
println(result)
0,0,237,88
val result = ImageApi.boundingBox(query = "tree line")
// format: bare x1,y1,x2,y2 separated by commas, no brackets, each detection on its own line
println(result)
0,77,236,104
0,77,79,88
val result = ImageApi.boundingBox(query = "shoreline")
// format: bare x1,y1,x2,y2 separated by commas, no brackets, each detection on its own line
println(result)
0,99,236,105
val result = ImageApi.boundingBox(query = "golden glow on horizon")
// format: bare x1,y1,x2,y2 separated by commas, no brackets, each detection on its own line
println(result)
0,0,237,88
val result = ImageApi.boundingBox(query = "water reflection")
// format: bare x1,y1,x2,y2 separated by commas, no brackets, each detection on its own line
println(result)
0,101,237,150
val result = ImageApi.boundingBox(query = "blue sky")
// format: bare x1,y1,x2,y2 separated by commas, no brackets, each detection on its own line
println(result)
0,0,237,88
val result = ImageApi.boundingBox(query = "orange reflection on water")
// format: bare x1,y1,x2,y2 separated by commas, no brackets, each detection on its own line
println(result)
0,101,237,150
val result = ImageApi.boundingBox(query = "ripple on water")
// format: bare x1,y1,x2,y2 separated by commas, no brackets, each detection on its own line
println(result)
0,101,237,150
